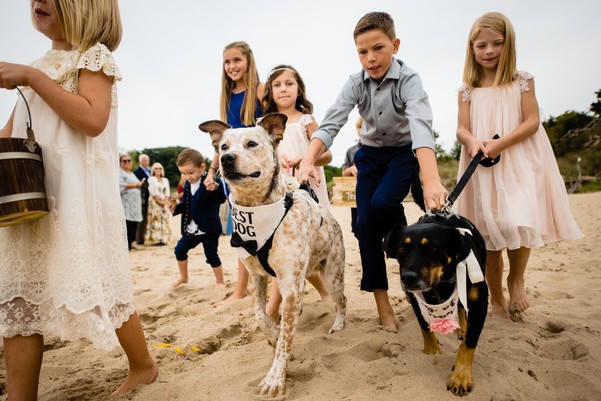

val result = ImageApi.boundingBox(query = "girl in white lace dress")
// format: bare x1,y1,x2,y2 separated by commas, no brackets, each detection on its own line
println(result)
0,1,157,398
455,12,583,321
261,64,333,321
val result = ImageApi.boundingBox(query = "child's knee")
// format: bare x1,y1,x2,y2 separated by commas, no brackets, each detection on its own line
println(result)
174,245,190,261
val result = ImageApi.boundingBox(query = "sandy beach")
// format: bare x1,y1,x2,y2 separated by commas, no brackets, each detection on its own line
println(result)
1,192,600,401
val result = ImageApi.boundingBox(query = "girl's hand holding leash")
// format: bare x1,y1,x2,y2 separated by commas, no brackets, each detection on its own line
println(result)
482,135,503,159
465,135,489,159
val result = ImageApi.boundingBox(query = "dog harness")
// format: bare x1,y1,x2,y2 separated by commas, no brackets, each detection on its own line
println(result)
415,227,484,334
229,193,294,277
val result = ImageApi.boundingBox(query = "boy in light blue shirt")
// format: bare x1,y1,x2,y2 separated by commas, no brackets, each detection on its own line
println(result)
299,11,447,329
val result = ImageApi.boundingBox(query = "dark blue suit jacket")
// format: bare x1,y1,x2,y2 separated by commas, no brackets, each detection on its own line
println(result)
133,166,150,204
173,177,227,236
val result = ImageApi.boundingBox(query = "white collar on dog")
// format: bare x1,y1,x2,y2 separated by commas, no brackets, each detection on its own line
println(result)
414,287,459,324
229,194,289,259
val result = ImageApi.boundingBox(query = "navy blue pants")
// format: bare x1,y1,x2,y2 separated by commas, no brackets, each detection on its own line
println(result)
354,145,418,291
174,233,221,267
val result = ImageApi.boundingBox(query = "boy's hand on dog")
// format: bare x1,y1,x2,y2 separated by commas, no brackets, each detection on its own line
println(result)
423,179,448,211
297,163,320,186
297,155,321,186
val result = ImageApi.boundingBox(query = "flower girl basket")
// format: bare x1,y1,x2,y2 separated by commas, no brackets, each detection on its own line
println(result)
0,88,48,227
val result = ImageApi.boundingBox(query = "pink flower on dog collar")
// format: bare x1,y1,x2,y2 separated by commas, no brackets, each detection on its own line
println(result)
429,319,461,335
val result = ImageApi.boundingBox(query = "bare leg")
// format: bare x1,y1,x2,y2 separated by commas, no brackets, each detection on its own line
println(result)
172,259,189,288
507,247,531,316
485,250,510,319
4,334,43,401
112,311,158,396
212,265,225,286
307,272,333,303
266,277,282,323
267,272,333,323
212,259,248,307
373,289,397,329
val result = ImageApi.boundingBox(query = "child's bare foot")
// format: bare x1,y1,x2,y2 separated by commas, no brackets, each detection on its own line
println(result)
379,316,400,332
378,312,399,330
171,277,188,288
490,303,511,319
112,360,158,396
211,290,248,307
508,280,529,313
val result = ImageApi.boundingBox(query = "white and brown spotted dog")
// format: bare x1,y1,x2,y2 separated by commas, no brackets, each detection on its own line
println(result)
199,113,346,397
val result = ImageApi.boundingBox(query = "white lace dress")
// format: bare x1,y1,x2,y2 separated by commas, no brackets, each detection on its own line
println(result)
0,44,135,350
454,71,583,251
279,114,330,207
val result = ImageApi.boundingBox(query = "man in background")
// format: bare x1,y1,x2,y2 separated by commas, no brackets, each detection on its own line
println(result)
134,154,151,245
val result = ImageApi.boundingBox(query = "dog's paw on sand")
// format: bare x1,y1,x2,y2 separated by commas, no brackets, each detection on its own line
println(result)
245,376,287,401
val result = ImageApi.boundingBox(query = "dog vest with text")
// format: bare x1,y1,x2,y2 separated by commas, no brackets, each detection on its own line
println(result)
229,193,293,276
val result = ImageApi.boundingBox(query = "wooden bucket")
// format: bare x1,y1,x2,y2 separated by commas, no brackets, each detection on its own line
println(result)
0,89,48,227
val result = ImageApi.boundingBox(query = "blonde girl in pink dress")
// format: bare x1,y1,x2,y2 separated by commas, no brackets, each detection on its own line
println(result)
455,12,583,320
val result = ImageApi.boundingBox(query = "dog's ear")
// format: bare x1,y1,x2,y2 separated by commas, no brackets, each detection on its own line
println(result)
258,113,287,144
383,224,404,259
198,120,230,151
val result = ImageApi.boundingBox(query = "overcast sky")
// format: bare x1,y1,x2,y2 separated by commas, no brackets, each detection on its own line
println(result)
2,0,600,166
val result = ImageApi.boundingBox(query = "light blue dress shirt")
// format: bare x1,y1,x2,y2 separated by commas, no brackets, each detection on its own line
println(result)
312,59,435,151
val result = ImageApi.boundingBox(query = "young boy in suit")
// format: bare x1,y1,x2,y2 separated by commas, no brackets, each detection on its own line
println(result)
298,12,448,329
170,148,227,288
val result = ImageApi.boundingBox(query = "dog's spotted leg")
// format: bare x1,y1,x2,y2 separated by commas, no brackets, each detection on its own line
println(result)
259,272,306,397
321,244,347,333
421,328,442,354
447,342,475,396
250,273,278,347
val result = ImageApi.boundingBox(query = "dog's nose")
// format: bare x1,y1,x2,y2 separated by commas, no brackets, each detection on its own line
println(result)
221,153,236,166
401,270,420,286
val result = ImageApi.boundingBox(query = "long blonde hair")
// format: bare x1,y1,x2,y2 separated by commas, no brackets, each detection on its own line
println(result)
36,0,122,52
463,12,517,88
220,41,261,126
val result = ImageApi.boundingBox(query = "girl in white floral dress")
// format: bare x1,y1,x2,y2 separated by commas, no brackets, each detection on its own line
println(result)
145,162,173,245
455,12,583,321
0,1,157,398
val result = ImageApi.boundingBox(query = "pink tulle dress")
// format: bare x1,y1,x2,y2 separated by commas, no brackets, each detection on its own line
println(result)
454,72,583,251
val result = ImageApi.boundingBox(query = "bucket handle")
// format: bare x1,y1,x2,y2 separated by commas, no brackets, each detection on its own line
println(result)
15,86,37,153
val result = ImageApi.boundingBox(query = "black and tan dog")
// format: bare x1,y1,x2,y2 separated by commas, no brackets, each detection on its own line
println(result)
383,211,488,396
